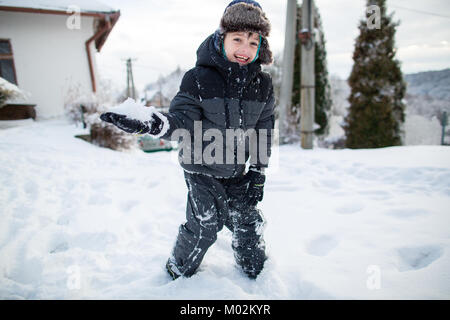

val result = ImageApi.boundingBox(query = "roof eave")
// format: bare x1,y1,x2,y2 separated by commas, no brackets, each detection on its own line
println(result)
0,6,120,51
0,5,117,18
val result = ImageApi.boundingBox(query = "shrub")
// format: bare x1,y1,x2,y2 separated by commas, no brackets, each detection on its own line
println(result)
64,80,137,151
0,77,26,107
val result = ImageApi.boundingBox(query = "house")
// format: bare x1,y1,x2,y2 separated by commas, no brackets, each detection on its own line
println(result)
0,0,120,120
142,67,186,109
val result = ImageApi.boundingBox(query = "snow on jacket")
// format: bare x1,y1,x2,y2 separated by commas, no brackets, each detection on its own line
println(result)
160,30,275,178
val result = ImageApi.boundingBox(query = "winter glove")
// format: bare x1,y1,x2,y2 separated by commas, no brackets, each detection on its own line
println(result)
100,112,164,136
244,166,266,207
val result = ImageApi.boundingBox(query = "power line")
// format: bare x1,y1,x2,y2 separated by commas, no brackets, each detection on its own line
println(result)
390,4,450,20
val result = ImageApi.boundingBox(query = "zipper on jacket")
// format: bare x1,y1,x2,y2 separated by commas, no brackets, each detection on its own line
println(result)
224,98,230,129
238,99,244,129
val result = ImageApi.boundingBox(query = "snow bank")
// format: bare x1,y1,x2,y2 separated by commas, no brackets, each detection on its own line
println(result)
0,120,449,299
0,119,34,129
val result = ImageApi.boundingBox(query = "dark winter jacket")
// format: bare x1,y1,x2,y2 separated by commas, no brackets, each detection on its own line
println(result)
160,31,275,178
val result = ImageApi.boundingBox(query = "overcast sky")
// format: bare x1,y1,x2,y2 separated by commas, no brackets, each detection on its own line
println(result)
95,0,450,92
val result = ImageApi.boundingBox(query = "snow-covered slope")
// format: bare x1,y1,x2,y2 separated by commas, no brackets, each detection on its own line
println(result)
0,120,449,299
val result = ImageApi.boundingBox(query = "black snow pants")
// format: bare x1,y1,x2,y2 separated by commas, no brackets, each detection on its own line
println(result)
170,171,267,279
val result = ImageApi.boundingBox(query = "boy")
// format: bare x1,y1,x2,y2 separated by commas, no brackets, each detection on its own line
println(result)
101,0,275,280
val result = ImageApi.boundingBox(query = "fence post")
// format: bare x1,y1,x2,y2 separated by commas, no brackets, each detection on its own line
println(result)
441,111,448,146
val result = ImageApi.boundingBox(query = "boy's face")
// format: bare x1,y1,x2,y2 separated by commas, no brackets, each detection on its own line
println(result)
223,31,260,66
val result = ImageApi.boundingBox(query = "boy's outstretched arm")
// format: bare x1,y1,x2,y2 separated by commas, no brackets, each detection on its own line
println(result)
100,70,202,140
100,112,166,136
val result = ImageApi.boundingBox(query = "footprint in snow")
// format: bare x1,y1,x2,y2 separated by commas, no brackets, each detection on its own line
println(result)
6,256,43,285
71,232,117,251
335,202,365,215
358,190,392,200
119,200,139,212
49,232,117,255
57,214,71,225
49,241,70,254
396,245,443,272
24,180,39,201
318,179,341,189
306,235,339,256
385,208,429,219
12,204,32,219
87,193,112,205
48,233,70,254
147,180,158,189
5,244,43,285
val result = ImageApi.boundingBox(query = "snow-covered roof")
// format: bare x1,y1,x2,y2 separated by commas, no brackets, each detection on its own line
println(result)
0,0,118,14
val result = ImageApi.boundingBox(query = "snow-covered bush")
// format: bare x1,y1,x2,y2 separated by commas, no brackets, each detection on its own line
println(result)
0,77,26,107
404,114,441,145
89,122,137,151
64,80,137,151
319,75,350,148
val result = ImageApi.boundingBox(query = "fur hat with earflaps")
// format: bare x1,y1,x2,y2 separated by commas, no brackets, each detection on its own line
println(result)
219,0,273,65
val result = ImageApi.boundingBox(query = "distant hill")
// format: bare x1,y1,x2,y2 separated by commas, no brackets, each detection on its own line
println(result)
404,68,450,101
402,69,450,120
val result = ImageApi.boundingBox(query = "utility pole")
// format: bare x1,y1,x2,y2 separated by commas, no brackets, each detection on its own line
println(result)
278,0,297,144
125,58,137,100
299,0,315,149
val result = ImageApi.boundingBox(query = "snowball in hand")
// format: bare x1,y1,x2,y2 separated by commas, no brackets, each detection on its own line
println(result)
102,98,169,138
107,98,158,122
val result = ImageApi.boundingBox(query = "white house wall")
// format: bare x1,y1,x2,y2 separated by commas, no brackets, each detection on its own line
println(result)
0,11,99,119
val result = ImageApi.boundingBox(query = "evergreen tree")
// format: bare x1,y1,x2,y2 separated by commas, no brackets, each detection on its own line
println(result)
344,0,406,148
288,3,332,143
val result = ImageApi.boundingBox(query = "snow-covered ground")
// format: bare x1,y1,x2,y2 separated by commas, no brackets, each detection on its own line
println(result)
1,120,449,299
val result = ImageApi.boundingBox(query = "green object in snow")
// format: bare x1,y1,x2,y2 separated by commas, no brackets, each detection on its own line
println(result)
138,135,175,153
